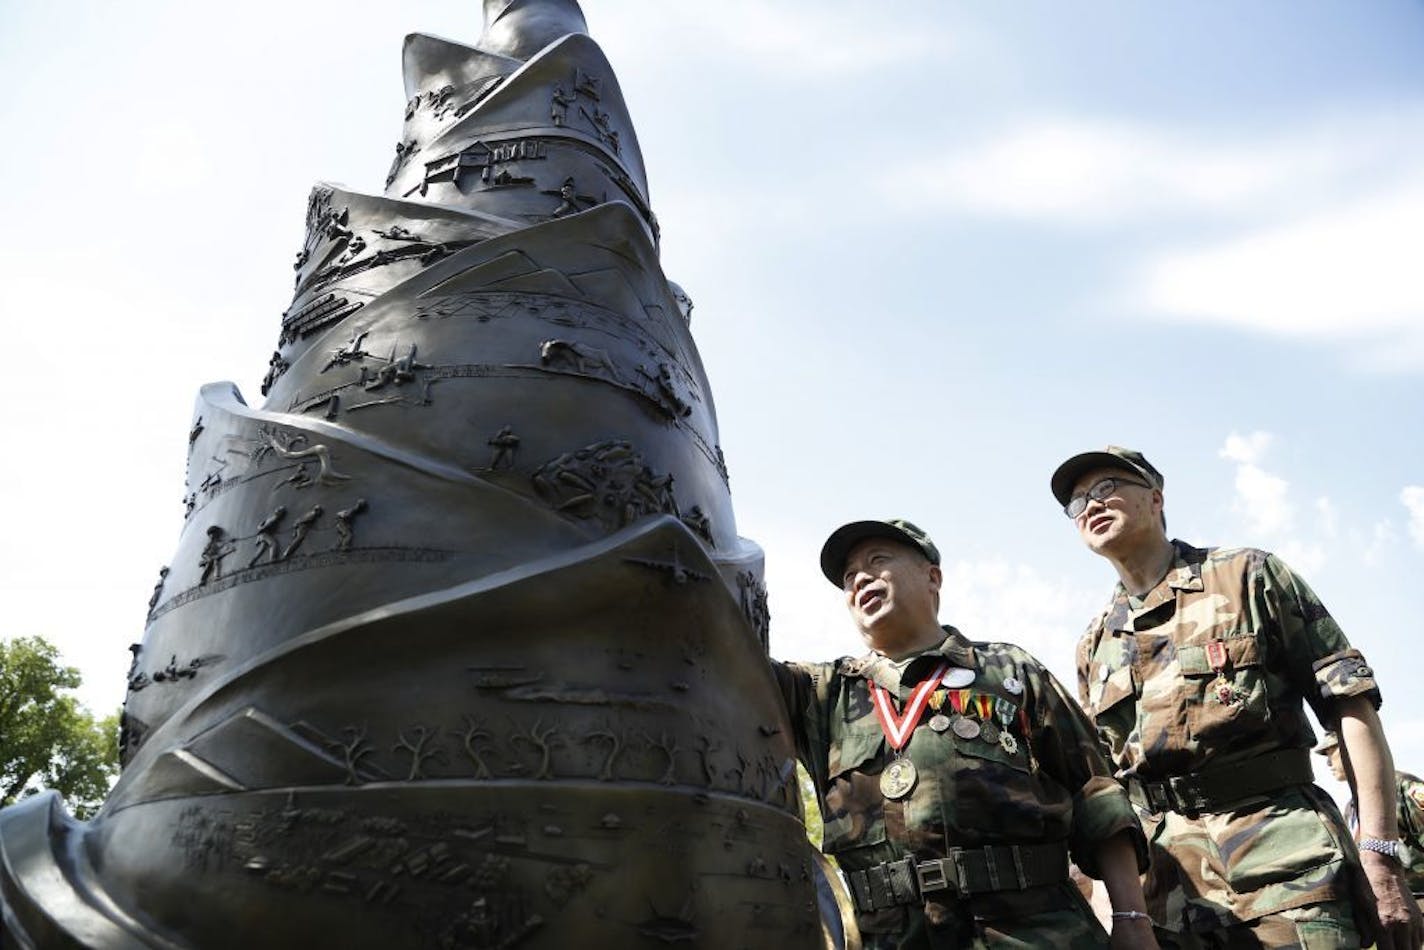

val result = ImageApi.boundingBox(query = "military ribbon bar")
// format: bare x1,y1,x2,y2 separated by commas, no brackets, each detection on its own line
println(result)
868,663,951,751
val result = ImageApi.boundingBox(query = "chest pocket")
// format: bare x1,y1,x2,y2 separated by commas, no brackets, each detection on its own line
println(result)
938,712,1042,841
1179,635,1271,742
945,722,1033,773
821,718,889,859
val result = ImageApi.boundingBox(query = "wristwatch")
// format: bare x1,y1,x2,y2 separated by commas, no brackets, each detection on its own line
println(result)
1358,837,1403,863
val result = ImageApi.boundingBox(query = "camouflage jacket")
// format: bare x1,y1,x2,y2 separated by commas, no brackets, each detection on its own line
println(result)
1396,772,1424,895
776,627,1145,914
1077,540,1379,931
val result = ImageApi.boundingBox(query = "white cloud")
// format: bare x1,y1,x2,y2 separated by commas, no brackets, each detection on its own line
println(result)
1137,176,1424,365
867,108,1424,369
1219,430,1274,466
1219,431,1295,537
594,2,952,79
1232,464,1294,537
876,110,1424,226
1402,486,1424,548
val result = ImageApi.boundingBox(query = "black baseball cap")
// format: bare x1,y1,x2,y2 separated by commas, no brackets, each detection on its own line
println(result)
819,519,941,587
1050,446,1165,508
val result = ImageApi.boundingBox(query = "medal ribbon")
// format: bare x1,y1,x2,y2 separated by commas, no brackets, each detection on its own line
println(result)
1205,640,1228,674
869,662,950,751
995,697,1016,726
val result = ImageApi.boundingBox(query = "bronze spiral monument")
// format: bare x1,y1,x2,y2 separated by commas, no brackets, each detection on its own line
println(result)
0,2,842,946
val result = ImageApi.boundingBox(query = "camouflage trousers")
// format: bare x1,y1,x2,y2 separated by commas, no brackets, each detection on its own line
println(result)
1153,899,1360,950
857,885,1109,949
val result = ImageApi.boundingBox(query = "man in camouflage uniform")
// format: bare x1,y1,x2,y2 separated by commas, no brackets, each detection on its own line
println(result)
775,518,1157,948
1052,445,1423,949
1318,732,1424,909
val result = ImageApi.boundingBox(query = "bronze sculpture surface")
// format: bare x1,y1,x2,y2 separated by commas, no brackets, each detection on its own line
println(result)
0,2,850,946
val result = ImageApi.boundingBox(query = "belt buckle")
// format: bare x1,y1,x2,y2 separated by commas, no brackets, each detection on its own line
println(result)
1145,781,1172,814
1170,776,1206,814
915,858,960,898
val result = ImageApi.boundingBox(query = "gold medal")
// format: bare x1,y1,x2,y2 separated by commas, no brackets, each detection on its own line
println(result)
880,758,918,799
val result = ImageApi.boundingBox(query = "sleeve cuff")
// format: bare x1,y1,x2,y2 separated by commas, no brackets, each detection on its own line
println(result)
1312,648,1381,711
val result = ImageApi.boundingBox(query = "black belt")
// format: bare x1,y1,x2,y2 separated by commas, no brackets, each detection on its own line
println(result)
1127,747,1314,815
846,841,1069,914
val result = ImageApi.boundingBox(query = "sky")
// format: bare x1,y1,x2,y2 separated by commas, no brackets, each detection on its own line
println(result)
2,0,1423,807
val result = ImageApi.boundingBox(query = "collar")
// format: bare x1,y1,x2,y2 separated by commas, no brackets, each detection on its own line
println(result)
1111,540,1205,630
843,626,976,691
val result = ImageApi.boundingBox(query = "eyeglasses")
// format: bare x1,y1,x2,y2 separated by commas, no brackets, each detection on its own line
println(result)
1064,476,1152,519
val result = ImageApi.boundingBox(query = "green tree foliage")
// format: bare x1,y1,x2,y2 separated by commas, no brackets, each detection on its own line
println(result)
0,636,119,819
798,763,824,848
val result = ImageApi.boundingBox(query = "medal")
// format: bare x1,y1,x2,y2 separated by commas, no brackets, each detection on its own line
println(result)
995,697,1017,730
989,696,1016,750
947,688,979,739
979,721,1000,744
880,758,918,799
929,713,951,733
1003,675,1023,696
952,716,981,739
866,662,949,801
1205,640,1238,705
942,667,975,688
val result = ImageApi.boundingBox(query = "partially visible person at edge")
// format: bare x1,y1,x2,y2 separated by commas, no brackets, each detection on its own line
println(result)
1052,444,1424,949
772,518,1159,948
1319,730,1424,911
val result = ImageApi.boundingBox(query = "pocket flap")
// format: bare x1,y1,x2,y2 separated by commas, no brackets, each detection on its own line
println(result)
948,728,1032,772
1179,637,1261,676
828,724,885,778
1090,664,1135,716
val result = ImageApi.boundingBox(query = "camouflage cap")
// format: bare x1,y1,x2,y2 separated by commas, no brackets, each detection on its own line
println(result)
1313,732,1340,756
1050,446,1165,508
819,519,941,587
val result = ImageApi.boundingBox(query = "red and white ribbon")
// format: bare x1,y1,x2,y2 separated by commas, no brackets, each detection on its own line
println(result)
869,662,950,751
